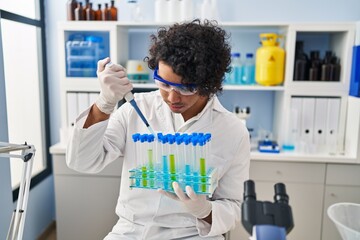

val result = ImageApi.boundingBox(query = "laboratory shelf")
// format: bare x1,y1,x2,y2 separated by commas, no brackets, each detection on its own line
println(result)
223,85,285,91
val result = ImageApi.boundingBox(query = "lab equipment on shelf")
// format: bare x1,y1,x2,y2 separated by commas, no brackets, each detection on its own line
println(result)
242,53,256,85
255,33,285,86
226,52,243,85
129,132,218,196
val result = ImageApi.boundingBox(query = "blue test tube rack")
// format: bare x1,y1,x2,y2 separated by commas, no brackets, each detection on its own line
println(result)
129,132,218,196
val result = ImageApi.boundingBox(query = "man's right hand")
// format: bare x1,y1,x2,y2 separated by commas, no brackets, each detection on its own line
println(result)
95,57,133,115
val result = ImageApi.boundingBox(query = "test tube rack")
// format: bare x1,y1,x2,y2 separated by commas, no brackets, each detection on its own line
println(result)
129,132,219,196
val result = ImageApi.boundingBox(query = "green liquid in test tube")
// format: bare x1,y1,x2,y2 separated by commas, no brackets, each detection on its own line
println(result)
200,157,206,192
141,166,147,187
169,154,176,181
148,149,154,187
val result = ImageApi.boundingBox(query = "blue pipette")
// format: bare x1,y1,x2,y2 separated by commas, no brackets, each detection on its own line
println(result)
106,62,155,136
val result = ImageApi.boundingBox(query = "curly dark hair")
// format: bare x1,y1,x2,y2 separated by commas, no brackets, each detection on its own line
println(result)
145,19,231,97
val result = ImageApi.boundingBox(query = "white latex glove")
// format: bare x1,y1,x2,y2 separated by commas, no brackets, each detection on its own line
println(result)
158,182,212,219
95,57,133,114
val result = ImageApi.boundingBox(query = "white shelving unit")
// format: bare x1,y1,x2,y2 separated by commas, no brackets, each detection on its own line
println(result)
58,21,358,162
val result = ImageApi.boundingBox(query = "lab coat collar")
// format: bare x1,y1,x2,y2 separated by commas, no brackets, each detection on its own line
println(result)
156,92,227,133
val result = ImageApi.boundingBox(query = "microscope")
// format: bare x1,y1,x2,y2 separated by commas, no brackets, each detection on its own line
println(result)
241,180,294,240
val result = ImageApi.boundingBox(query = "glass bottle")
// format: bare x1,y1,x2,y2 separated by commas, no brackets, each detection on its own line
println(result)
110,0,118,21
293,41,309,81
309,50,321,81
67,0,78,21
242,53,255,85
74,2,84,21
83,0,90,20
102,3,110,21
86,2,95,20
95,4,102,21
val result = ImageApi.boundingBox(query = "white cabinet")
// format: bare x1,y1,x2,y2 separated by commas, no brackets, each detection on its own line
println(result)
51,145,123,240
229,161,326,240
322,164,360,240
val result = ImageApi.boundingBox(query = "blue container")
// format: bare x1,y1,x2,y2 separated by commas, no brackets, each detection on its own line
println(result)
349,46,360,97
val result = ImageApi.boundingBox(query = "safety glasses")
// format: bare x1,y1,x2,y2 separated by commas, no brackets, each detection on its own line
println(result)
153,67,197,96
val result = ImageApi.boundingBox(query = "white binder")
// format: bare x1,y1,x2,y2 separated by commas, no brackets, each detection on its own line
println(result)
326,98,341,153
289,97,303,150
88,92,100,106
313,98,328,151
77,92,90,114
66,92,78,127
301,97,316,148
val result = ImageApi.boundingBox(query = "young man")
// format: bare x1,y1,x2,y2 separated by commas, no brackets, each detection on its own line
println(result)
67,19,250,239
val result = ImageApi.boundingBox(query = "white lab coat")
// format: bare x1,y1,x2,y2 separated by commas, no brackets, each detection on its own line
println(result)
67,90,250,240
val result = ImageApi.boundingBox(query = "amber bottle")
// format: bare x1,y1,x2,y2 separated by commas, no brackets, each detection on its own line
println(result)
102,3,110,20
74,2,84,20
109,0,118,21
67,0,78,21
95,4,102,20
86,3,95,20
83,0,90,20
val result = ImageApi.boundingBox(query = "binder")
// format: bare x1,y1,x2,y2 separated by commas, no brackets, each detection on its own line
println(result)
349,46,360,97
77,92,90,114
66,92,78,127
326,98,341,153
313,98,328,151
89,92,100,105
287,97,303,150
300,97,315,147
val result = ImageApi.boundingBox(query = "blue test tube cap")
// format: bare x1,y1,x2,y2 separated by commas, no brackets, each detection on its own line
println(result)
162,134,168,144
199,136,206,146
139,134,147,143
168,134,175,144
175,135,183,145
191,136,199,146
132,133,140,142
148,134,155,142
205,133,211,142
183,134,191,145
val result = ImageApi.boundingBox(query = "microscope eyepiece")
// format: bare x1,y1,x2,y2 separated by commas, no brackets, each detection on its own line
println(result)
244,180,256,201
274,183,289,204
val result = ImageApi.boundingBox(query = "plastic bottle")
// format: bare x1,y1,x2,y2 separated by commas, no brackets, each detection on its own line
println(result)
86,2,95,21
155,0,167,23
293,41,309,81
128,0,143,22
74,2,84,21
255,33,285,86
180,0,193,21
242,53,255,85
67,0,78,21
309,50,321,81
168,0,181,22
321,51,332,81
95,4,102,21
329,56,341,81
109,0,118,21
227,53,242,85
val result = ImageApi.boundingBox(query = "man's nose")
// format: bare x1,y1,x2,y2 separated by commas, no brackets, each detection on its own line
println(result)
167,88,181,102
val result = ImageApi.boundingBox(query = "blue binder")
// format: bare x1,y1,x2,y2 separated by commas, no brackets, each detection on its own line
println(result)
349,45,360,97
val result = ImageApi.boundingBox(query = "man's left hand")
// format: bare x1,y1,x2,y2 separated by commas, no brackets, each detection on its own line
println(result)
158,182,212,219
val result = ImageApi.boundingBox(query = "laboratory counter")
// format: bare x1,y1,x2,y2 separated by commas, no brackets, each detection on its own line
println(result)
50,143,360,240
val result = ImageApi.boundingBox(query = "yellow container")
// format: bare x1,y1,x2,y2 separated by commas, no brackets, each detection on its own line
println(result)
255,33,285,86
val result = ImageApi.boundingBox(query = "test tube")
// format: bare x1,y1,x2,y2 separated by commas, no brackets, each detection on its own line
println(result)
139,134,148,187
147,134,155,188
161,134,170,190
168,134,177,183
132,133,140,187
199,136,207,193
183,134,192,186
191,133,199,193
175,134,184,188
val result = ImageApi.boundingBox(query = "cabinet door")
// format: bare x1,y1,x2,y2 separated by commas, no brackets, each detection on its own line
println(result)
322,186,360,240
229,181,324,240
54,175,120,240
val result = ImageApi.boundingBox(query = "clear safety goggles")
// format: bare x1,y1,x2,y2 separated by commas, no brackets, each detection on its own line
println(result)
153,67,197,96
